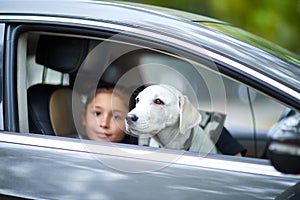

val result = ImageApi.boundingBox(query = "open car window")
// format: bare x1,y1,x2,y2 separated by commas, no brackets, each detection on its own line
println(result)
17,26,289,159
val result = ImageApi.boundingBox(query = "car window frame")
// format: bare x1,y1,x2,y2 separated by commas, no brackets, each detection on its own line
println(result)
8,22,297,160
0,23,4,130
4,24,19,132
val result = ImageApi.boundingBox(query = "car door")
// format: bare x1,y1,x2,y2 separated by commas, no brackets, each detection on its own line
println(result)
0,11,299,200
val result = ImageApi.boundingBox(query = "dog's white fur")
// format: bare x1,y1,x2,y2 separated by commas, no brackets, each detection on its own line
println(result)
126,84,217,154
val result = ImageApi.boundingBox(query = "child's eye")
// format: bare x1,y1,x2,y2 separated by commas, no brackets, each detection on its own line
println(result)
92,111,100,116
112,115,121,120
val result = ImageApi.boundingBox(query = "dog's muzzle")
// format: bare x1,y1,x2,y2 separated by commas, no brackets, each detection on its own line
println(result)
126,114,139,125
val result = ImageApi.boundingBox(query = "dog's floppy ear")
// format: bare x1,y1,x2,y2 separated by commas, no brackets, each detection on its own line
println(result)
179,95,202,134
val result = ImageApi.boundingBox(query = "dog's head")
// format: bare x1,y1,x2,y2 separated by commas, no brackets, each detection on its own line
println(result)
125,84,202,138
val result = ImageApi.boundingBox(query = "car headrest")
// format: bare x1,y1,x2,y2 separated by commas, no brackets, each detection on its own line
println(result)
36,35,88,73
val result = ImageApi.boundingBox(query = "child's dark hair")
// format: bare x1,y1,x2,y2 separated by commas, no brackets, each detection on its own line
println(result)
84,82,130,109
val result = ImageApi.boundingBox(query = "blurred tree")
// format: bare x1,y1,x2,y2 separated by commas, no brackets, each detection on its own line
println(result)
117,0,300,55
208,0,300,55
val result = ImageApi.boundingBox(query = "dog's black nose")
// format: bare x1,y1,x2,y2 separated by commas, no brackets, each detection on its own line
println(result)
126,114,139,123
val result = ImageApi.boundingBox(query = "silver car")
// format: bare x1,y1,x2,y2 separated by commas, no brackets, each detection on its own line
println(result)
0,0,299,199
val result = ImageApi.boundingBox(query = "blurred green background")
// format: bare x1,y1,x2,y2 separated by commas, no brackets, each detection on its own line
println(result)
117,0,300,55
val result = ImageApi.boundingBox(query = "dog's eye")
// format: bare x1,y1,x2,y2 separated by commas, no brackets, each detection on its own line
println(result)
136,98,139,104
154,98,164,105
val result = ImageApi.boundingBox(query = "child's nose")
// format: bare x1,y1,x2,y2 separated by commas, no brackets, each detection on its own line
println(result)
98,115,109,128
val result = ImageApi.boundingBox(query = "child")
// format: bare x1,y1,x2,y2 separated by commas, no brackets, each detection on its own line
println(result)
81,83,136,144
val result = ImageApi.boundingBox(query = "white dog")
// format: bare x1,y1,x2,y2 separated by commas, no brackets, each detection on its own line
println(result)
125,84,217,154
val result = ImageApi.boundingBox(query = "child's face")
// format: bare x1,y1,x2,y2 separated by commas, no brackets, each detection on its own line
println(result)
82,91,127,142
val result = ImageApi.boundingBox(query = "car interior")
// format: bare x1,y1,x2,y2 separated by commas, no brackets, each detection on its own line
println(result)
14,26,291,159
27,35,87,136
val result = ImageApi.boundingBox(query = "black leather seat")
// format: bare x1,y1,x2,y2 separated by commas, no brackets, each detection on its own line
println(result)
27,35,88,135
28,84,66,135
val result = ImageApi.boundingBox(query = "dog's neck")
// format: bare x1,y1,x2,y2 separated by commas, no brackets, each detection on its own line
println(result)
153,124,193,150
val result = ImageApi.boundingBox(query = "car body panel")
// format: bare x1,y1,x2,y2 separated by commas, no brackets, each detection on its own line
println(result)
0,132,298,200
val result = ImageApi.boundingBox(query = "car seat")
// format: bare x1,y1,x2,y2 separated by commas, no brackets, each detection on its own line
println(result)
27,35,88,136
49,88,84,137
